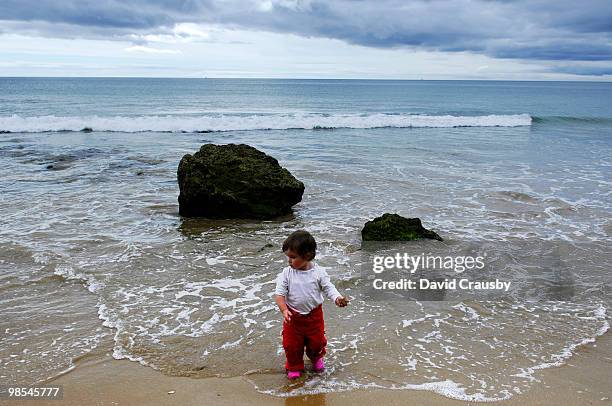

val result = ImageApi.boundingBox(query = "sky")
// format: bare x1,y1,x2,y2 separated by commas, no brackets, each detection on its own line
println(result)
0,0,611,80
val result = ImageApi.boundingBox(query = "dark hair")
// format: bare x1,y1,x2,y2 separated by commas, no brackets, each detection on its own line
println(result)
282,230,316,260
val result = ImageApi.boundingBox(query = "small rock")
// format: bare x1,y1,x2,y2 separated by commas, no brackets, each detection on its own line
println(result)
258,243,275,252
362,213,443,241
167,390,175,395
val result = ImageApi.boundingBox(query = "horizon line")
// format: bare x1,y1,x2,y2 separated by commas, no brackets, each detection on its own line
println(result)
1,76,611,83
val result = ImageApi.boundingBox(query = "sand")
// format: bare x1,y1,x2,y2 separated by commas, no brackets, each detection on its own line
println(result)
8,330,611,406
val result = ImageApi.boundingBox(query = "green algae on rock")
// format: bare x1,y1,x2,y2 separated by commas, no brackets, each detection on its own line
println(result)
177,144,304,219
362,213,443,241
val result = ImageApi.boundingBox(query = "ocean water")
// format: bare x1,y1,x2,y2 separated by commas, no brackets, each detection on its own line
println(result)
0,78,610,401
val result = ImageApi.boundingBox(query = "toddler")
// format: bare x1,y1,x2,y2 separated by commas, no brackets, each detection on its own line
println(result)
274,230,348,379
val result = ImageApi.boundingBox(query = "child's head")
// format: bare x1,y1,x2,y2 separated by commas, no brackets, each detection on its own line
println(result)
282,230,316,270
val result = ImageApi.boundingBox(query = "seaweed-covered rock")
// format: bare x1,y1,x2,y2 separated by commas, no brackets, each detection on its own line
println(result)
362,213,443,241
177,144,304,219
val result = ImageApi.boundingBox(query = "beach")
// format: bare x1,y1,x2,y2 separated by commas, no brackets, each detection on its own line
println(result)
1,78,611,404
13,326,611,405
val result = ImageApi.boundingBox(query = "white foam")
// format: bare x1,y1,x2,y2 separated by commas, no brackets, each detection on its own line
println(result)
402,312,441,327
252,377,509,402
53,264,105,293
452,303,481,320
0,113,532,133
512,304,609,381
206,256,228,265
96,302,157,369
400,379,511,402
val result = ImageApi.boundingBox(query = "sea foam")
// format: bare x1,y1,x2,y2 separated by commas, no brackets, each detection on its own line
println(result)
0,113,532,133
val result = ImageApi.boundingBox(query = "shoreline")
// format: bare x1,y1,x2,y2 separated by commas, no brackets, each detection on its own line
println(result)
14,329,611,405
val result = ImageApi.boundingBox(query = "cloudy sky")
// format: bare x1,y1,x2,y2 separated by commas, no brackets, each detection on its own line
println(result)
1,0,611,80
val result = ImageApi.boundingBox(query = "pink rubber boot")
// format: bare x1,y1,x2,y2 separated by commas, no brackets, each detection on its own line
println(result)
312,357,325,372
287,371,301,379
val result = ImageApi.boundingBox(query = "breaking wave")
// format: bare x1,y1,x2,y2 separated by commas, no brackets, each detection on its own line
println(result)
0,113,532,133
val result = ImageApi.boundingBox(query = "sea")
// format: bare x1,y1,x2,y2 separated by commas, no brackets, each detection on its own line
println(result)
0,78,610,401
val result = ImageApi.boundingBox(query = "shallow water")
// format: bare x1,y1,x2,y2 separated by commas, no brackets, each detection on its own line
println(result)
1,79,610,401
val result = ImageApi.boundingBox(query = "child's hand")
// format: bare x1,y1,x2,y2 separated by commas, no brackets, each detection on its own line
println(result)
282,309,292,323
335,296,349,307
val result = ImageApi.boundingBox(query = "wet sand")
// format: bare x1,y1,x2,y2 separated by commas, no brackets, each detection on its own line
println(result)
11,330,610,405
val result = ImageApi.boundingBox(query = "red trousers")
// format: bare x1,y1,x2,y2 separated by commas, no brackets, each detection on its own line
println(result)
282,304,327,371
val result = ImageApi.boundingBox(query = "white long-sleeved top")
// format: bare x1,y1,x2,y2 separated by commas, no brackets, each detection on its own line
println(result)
274,264,342,315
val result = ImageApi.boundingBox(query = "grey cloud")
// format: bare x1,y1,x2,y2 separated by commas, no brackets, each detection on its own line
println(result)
0,0,185,28
1,0,611,63
552,65,612,76
490,42,612,62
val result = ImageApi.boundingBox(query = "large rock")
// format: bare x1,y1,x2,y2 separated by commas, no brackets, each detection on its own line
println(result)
177,144,304,219
362,213,443,241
